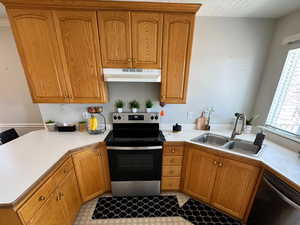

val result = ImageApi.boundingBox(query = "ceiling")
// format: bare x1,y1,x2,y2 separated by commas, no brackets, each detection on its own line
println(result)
1,0,300,18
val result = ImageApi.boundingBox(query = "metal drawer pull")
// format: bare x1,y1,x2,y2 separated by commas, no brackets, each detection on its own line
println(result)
38,196,46,201
171,149,175,153
218,162,223,167
213,161,218,165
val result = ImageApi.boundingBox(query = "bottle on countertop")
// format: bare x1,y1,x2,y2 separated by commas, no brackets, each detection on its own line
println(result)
196,111,206,130
254,131,265,149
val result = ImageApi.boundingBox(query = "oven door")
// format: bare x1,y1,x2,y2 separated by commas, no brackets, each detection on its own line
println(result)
107,146,162,181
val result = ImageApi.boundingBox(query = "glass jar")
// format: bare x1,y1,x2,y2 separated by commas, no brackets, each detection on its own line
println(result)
84,106,106,135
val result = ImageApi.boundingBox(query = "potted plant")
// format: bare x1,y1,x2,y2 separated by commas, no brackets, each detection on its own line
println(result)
145,99,153,113
115,100,124,113
129,100,140,113
45,120,56,132
78,121,87,132
245,114,259,133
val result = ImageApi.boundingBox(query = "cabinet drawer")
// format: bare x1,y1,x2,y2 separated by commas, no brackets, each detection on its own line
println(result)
161,177,181,190
18,173,57,223
164,146,184,156
162,166,182,177
18,158,73,224
53,157,74,186
163,156,183,165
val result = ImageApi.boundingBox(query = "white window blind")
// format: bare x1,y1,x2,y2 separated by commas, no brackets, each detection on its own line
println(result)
266,48,300,137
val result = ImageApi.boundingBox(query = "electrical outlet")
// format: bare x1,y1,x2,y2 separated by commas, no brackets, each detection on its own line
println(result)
187,112,194,120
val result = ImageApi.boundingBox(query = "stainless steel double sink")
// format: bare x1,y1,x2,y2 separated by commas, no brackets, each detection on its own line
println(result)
190,133,263,157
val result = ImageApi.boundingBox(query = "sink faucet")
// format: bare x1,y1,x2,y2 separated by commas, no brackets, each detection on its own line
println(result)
231,113,246,139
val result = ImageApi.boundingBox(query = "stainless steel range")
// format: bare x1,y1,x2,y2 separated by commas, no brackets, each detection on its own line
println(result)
105,112,165,196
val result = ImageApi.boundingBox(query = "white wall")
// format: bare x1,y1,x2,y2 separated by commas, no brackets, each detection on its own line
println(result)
39,17,275,124
0,25,43,134
253,9,300,125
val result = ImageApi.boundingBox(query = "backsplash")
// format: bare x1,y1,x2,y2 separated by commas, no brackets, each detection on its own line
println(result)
39,83,236,125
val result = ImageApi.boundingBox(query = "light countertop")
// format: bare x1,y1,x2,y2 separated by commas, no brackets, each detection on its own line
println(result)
0,127,299,206
0,130,109,206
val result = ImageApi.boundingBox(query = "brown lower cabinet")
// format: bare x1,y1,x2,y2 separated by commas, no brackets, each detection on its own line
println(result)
59,171,82,225
16,157,82,225
27,170,81,225
72,144,110,202
29,190,67,225
183,144,261,220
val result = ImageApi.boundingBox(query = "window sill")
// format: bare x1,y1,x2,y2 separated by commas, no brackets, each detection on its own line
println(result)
258,125,300,144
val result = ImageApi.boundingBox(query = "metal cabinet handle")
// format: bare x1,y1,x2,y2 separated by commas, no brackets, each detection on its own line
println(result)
213,161,218,165
127,58,132,62
38,195,46,201
171,149,175,153
58,192,64,200
218,162,223,167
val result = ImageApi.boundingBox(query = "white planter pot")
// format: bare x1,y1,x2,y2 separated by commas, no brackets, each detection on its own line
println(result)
244,125,253,134
146,108,152,113
117,108,123,113
45,123,56,132
132,108,138,113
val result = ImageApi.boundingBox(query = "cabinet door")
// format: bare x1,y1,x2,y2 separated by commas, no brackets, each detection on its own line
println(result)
161,13,195,104
98,11,132,68
211,158,260,219
7,9,69,103
58,170,82,225
131,12,162,68
72,145,106,202
183,146,219,202
54,10,108,103
29,191,67,225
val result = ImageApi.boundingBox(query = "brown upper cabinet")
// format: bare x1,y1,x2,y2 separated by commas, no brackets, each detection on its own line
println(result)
7,8,108,103
4,1,200,104
161,13,195,104
53,10,108,103
131,12,163,68
7,9,69,103
98,11,163,69
98,11,132,68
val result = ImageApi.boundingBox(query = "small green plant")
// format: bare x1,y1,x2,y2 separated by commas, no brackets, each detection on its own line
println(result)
145,99,153,108
78,121,86,124
115,99,124,108
246,114,260,125
129,100,140,109
45,120,55,124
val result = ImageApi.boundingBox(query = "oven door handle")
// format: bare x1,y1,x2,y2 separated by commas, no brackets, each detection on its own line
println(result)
107,146,162,150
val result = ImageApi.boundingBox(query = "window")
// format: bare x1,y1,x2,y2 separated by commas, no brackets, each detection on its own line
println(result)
266,48,300,137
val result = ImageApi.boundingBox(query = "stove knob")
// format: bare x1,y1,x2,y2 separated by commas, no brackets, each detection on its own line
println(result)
113,116,117,120
155,116,159,120
117,116,122,120
151,116,154,120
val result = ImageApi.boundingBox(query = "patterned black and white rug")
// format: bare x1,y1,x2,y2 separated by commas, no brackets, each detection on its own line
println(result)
92,195,241,225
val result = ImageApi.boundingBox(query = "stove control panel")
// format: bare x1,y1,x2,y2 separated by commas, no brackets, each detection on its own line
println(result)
112,112,160,123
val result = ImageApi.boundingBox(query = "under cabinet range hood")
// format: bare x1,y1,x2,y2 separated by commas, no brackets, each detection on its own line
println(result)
103,68,161,83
